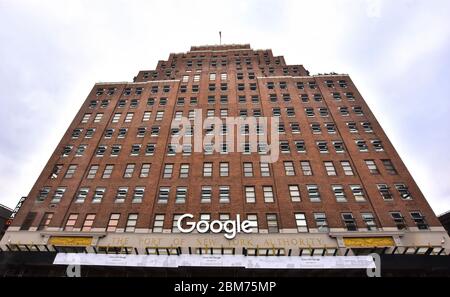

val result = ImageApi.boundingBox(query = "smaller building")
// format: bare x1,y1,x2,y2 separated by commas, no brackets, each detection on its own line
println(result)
438,211,450,236
0,204,13,240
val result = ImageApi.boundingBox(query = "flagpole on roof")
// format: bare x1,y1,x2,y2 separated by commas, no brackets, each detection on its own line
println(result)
219,31,222,45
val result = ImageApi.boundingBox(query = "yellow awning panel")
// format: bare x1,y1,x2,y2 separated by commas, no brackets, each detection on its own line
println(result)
48,236,92,246
343,237,394,248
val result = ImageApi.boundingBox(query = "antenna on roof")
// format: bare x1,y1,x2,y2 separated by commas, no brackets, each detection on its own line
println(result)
219,31,222,45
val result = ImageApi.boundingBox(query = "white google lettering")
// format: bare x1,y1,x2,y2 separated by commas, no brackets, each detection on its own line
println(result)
176,214,256,239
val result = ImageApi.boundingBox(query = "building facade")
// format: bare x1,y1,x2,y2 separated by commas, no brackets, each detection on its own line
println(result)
1,44,448,263
0,204,12,241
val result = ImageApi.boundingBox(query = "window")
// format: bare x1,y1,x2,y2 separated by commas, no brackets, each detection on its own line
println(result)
65,214,78,231
305,107,315,117
219,186,230,203
324,161,337,176
157,187,170,204
124,164,135,178
102,165,114,179
36,187,51,202
75,188,89,203
124,112,134,123
146,143,156,155
362,213,377,230
272,107,281,117
333,141,345,153
153,214,165,233
266,214,279,233
300,161,313,176
377,184,392,200
96,145,107,156
340,161,354,176
89,100,98,109
307,185,321,202
64,165,77,178
291,123,301,134
172,214,182,233
356,140,368,152
75,144,87,157
342,213,357,231
179,164,189,178
82,214,96,231
137,127,146,137
325,123,336,134
49,164,63,179
155,111,164,121
245,186,256,203
289,185,301,202
317,141,328,153
361,122,373,133
280,141,290,153
295,213,308,232
163,163,173,178
132,187,145,203
175,187,187,204
62,145,73,157
353,106,363,116
314,213,329,232
347,122,357,133
410,212,428,230
111,144,121,156
51,187,66,203
140,163,151,178
365,160,379,174
112,113,121,123
92,187,105,203
85,128,95,138
118,128,128,138
311,123,321,134
115,187,128,203
247,214,258,233
106,213,120,232
37,213,53,230
243,162,253,177
395,184,412,200
203,162,213,177
104,128,114,139
94,113,103,123
318,108,329,117
72,128,82,139
124,214,138,232
350,185,366,201
118,100,127,108
220,162,229,177
295,140,306,153
201,186,212,203
263,186,274,203
286,107,295,116
332,185,347,202
390,212,407,230
260,162,270,177
371,140,384,152
81,113,91,123
130,144,141,156
339,107,349,116
284,161,295,176
382,159,398,175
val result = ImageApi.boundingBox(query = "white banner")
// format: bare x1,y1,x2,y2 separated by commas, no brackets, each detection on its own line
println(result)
54,253,375,269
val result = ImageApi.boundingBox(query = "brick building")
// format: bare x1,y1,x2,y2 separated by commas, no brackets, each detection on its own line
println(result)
1,44,448,268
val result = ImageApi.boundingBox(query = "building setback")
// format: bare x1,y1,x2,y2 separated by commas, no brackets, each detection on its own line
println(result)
1,44,449,262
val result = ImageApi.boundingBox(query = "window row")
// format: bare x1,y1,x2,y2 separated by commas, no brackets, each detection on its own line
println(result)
24,209,428,233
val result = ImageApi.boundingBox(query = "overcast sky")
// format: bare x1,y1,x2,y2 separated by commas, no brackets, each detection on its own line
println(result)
0,0,449,215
